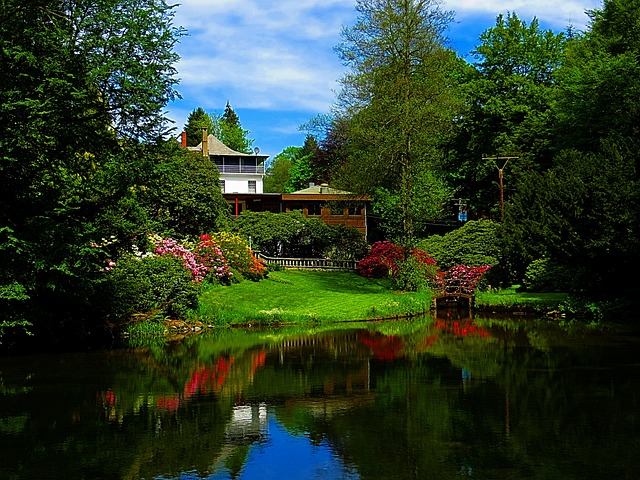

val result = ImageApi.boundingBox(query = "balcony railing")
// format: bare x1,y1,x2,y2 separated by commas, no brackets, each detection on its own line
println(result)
215,165,265,174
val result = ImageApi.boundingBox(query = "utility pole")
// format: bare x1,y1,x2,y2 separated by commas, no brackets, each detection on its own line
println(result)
483,155,518,220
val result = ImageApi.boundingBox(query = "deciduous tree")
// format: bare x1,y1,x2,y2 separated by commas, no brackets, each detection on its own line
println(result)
333,0,460,242
555,0,640,157
0,0,185,337
264,151,294,193
446,13,566,217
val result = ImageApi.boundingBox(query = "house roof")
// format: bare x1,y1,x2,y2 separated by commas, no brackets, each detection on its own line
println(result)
188,134,269,159
283,184,370,201
291,185,352,195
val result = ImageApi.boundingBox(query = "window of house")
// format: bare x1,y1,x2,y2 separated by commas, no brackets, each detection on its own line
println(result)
248,180,256,193
220,180,225,193
348,205,362,216
307,203,322,216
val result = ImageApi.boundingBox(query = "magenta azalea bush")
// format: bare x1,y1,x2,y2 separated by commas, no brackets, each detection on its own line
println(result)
154,237,209,282
357,241,440,290
194,234,233,284
436,265,493,295
357,241,406,278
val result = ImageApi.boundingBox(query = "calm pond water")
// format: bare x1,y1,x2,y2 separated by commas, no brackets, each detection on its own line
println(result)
1,315,639,480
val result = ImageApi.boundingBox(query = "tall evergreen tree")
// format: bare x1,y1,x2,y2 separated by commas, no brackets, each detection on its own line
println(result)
500,0,640,298
220,101,254,154
184,107,221,146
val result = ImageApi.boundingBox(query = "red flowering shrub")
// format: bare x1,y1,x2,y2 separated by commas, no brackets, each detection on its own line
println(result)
357,241,406,278
357,241,439,290
358,241,491,293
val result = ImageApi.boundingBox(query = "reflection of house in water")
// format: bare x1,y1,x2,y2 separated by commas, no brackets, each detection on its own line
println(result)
225,403,268,443
273,333,376,417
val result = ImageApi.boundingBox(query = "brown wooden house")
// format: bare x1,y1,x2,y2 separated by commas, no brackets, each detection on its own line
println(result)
282,184,369,237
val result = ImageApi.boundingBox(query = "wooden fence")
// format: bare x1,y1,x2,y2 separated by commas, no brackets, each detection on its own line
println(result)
256,253,358,271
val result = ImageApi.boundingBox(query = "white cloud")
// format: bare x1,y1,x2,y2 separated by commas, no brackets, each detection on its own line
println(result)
447,0,600,30
172,0,351,115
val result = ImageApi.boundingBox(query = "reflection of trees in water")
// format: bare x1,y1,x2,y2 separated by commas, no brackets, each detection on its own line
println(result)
90,323,640,479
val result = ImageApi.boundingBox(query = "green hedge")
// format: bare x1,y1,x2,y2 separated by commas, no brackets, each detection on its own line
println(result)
417,220,500,270
104,254,200,323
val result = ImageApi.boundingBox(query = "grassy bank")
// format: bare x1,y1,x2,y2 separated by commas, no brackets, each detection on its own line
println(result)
124,273,581,340
475,286,569,315
196,270,433,325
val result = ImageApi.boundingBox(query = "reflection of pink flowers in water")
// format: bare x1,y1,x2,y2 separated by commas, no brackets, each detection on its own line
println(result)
98,388,116,405
102,353,268,414
358,332,404,361
157,395,180,411
416,320,491,352
434,320,491,338
155,356,235,412
183,357,234,398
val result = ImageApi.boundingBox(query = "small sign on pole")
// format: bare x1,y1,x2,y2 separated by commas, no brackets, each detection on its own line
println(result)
454,198,469,222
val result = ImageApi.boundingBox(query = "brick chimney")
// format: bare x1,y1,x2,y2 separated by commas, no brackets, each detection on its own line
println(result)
181,131,187,148
202,127,208,156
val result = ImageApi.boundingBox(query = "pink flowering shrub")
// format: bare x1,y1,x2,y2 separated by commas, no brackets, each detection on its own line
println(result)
154,237,209,282
194,234,233,285
151,234,231,284
436,264,493,295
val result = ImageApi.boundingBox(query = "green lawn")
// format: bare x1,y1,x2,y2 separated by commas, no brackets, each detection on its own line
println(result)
196,270,433,325
475,285,569,313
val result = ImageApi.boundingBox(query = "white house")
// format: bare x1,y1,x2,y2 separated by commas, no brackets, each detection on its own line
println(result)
187,128,268,194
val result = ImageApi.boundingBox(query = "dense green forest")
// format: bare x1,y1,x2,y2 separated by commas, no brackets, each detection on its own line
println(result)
1,0,638,344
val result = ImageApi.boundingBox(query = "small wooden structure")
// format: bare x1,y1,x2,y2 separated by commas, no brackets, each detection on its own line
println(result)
433,279,475,311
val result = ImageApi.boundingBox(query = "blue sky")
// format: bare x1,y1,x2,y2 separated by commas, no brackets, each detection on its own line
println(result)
167,0,602,160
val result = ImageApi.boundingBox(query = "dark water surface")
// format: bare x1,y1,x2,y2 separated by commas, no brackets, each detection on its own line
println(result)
1,316,639,480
